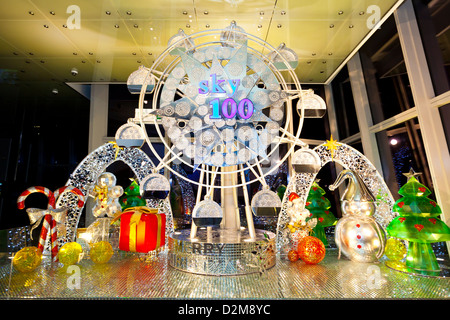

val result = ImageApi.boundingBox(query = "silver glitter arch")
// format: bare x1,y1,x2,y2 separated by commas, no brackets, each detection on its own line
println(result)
55,142,173,248
275,142,396,256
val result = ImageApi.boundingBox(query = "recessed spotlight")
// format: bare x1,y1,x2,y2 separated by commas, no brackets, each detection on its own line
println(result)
322,61,327,64
320,70,324,73
137,60,141,63
359,11,365,15
40,60,45,63
306,61,311,64
96,60,101,63
204,11,209,15
260,11,264,15
312,53,316,56
114,24,120,28
81,60,86,63
13,52,18,55
182,11,188,15
132,52,136,55
349,24,354,28
390,138,398,146
328,52,333,56
43,24,49,28
186,24,190,28
277,24,282,28
257,24,262,28
134,24,139,28
150,27,154,31
28,52,34,55
338,10,344,15
329,24,334,28
126,11,132,15
105,11,111,15
73,52,77,55
148,52,152,55
89,52,94,55
281,11,286,15
50,11,55,15
25,60,31,64
62,24,67,28
28,11,34,15
205,24,210,28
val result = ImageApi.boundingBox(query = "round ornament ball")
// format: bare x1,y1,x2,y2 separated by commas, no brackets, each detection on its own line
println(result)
13,246,42,273
90,241,114,264
384,238,407,262
58,242,83,266
288,249,299,262
297,236,326,265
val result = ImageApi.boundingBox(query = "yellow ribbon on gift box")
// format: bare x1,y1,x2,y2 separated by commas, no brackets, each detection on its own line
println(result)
111,206,162,251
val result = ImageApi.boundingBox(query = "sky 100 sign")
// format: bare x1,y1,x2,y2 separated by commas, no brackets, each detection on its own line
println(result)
198,74,254,120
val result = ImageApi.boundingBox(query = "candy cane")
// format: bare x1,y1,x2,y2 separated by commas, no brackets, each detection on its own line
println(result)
39,215,52,253
53,186,85,208
17,186,55,210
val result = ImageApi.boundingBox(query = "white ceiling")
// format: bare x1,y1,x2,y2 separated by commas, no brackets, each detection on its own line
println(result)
0,0,404,86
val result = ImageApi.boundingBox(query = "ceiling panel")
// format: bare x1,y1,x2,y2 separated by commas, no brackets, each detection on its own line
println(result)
0,0,404,85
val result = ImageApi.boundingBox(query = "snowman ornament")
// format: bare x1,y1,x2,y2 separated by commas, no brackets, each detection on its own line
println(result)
329,170,386,263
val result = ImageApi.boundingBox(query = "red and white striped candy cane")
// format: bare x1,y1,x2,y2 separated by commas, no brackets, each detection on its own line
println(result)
39,214,52,254
53,186,85,208
17,186,56,210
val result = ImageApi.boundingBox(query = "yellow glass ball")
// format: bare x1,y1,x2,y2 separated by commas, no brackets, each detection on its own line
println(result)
89,241,113,264
58,242,83,266
385,238,407,261
13,246,42,273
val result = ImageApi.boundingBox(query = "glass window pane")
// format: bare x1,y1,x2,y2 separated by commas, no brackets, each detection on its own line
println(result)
413,0,450,95
375,118,433,200
359,15,414,124
330,65,360,139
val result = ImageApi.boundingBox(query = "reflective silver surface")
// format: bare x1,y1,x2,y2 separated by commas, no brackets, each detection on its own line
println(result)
1,248,449,299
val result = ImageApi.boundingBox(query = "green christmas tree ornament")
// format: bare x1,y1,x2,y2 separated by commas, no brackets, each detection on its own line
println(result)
305,180,337,246
386,169,450,273
119,179,146,210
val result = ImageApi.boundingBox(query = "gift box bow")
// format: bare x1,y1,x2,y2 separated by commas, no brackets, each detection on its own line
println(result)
26,207,67,239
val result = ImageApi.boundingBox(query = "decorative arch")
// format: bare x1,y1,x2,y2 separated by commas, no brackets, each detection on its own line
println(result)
55,142,173,247
275,142,396,255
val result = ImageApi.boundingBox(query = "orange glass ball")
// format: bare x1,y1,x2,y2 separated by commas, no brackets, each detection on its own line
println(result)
288,249,299,262
297,236,326,264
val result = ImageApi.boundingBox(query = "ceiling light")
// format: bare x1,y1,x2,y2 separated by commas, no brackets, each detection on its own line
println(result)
322,61,327,64
126,11,132,15
134,24,138,28
50,11,55,15
338,11,344,15
73,52,77,55
150,27,154,31
205,24,210,28
204,11,209,15
260,11,264,15
105,11,111,15
89,52,94,55
62,24,67,28
320,70,324,73
390,138,398,146
28,11,34,15
182,11,188,15
28,52,34,55
13,52,18,55
96,60,101,63
306,61,311,64
43,24,49,28
132,52,136,55
328,52,333,55
257,24,262,28
329,24,334,28
349,24,354,28
148,52,152,55
52,88,58,94
114,24,119,28
137,60,141,63
40,60,45,63
359,11,365,15
186,24,190,28
312,53,316,56
277,24,282,28
281,11,286,15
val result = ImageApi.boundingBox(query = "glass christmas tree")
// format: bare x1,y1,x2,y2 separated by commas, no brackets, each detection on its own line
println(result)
305,180,337,246
387,169,450,272
119,179,146,210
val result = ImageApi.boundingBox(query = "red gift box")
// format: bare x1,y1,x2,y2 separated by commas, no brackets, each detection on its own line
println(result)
116,207,165,253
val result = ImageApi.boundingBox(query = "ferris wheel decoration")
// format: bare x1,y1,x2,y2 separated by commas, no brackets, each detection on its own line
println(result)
138,21,305,192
